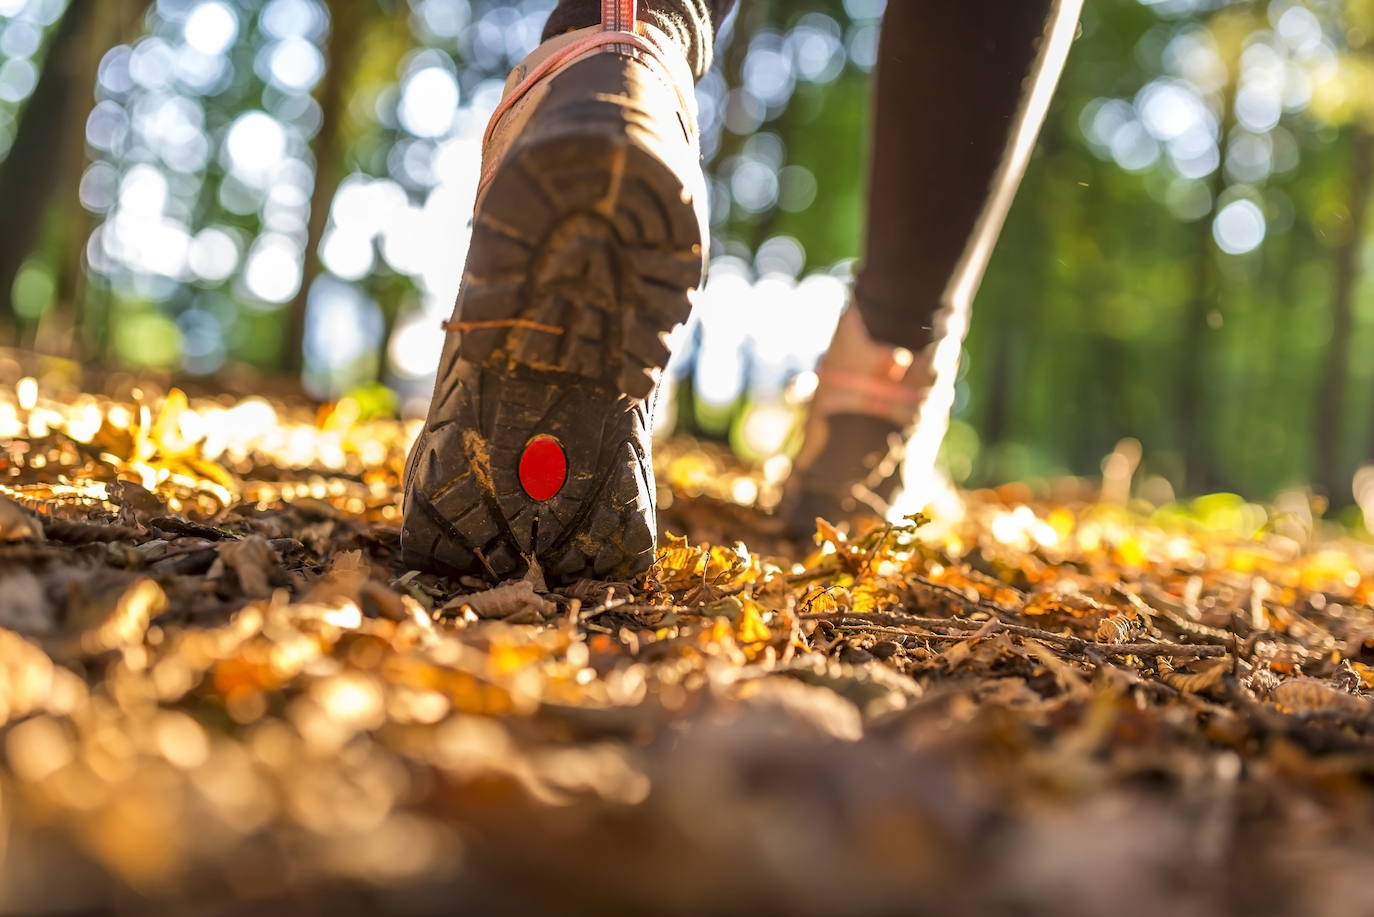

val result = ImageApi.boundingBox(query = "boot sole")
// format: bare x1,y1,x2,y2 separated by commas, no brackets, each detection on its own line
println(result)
402,55,705,582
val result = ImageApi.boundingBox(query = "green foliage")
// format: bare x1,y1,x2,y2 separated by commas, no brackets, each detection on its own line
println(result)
2,0,1374,504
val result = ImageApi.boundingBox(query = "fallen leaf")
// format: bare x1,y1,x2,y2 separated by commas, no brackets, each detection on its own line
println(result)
66,575,166,655
445,580,554,620
0,496,44,543
1161,659,1228,694
213,536,280,599
1272,677,1369,715
109,480,168,526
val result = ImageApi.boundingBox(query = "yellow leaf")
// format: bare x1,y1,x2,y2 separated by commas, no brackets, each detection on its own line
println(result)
150,388,195,458
1160,659,1228,694
736,600,772,644
656,533,708,590
656,536,752,592
850,582,896,615
706,616,735,646
704,542,751,585
800,586,842,616
814,518,846,551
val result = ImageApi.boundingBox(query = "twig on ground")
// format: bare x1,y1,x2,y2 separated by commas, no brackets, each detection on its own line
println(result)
802,611,1230,659
443,318,565,335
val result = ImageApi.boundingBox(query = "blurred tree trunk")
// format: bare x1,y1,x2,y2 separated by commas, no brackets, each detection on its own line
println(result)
0,0,149,348
1177,214,1219,495
1314,129,1373,506
37,1,146,358
1263,211,1312,483
1082,172,1129,473
1176,104,1232,496
978,293,1018,458
0,0,96,342
285,0,365,376
974,229,1040,482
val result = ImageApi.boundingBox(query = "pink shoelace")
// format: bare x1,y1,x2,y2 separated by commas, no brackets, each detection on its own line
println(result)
477,0,661,198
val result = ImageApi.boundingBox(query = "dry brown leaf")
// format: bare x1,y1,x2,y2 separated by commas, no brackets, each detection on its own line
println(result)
66,575,165,654
446,580,554,621
360,580,410,622
1272,677,1370,715
109,480,167,526
0,496,44,543
304,550,370,604
1161,659,1228,694
0,570,52,634
1023,638,1088,695
213,536,279,599
1095,609,1145,645
1024,591,1098,619
976,676,1042,708
939,635,980,669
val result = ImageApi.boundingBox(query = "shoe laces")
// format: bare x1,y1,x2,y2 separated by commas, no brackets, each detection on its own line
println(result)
478,1,693,200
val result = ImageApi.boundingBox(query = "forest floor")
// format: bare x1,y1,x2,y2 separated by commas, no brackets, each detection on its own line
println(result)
1,371,1374,916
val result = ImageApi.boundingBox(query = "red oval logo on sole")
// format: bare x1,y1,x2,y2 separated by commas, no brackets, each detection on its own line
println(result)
518,435,568,502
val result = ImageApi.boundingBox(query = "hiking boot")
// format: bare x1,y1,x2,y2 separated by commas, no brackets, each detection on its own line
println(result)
780,307,952,535
402,9,708,582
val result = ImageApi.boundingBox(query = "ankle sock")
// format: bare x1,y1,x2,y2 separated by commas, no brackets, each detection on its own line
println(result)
540,0,732,79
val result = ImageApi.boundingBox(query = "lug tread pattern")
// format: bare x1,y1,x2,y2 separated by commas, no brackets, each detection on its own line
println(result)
402,54,703,583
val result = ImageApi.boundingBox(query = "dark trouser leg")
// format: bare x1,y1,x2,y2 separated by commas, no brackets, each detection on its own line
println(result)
854,0,1082,353
543,0,736,78
783,0,1082,528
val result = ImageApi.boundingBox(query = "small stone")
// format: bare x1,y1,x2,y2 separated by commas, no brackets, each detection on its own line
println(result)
839,644,874,665
704,596,745,620
0,570,53,634
0,496,44,543
870,640,903,660
109,480,168,526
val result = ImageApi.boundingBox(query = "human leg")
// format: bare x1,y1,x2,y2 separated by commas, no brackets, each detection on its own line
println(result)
785,0,1083,527
543,0,736,78
402,2,722,581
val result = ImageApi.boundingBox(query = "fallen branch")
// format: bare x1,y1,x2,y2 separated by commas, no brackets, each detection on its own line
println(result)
443,318,565,335
802,612,1229,658
907,573,1022,620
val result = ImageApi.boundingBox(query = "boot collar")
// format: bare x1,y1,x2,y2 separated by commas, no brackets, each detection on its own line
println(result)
478,16,697,200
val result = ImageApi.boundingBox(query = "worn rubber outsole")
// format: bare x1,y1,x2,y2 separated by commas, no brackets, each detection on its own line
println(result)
402,52,706,583
779,413,907,538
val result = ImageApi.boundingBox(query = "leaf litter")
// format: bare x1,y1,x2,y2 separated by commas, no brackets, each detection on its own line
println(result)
1,377,1373,915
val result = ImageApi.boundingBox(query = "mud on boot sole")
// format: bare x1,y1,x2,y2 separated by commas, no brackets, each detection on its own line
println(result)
402,53,706,583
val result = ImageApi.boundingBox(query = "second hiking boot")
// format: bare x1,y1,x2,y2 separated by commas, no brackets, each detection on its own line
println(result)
402,7,708,582
779,307,946,535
